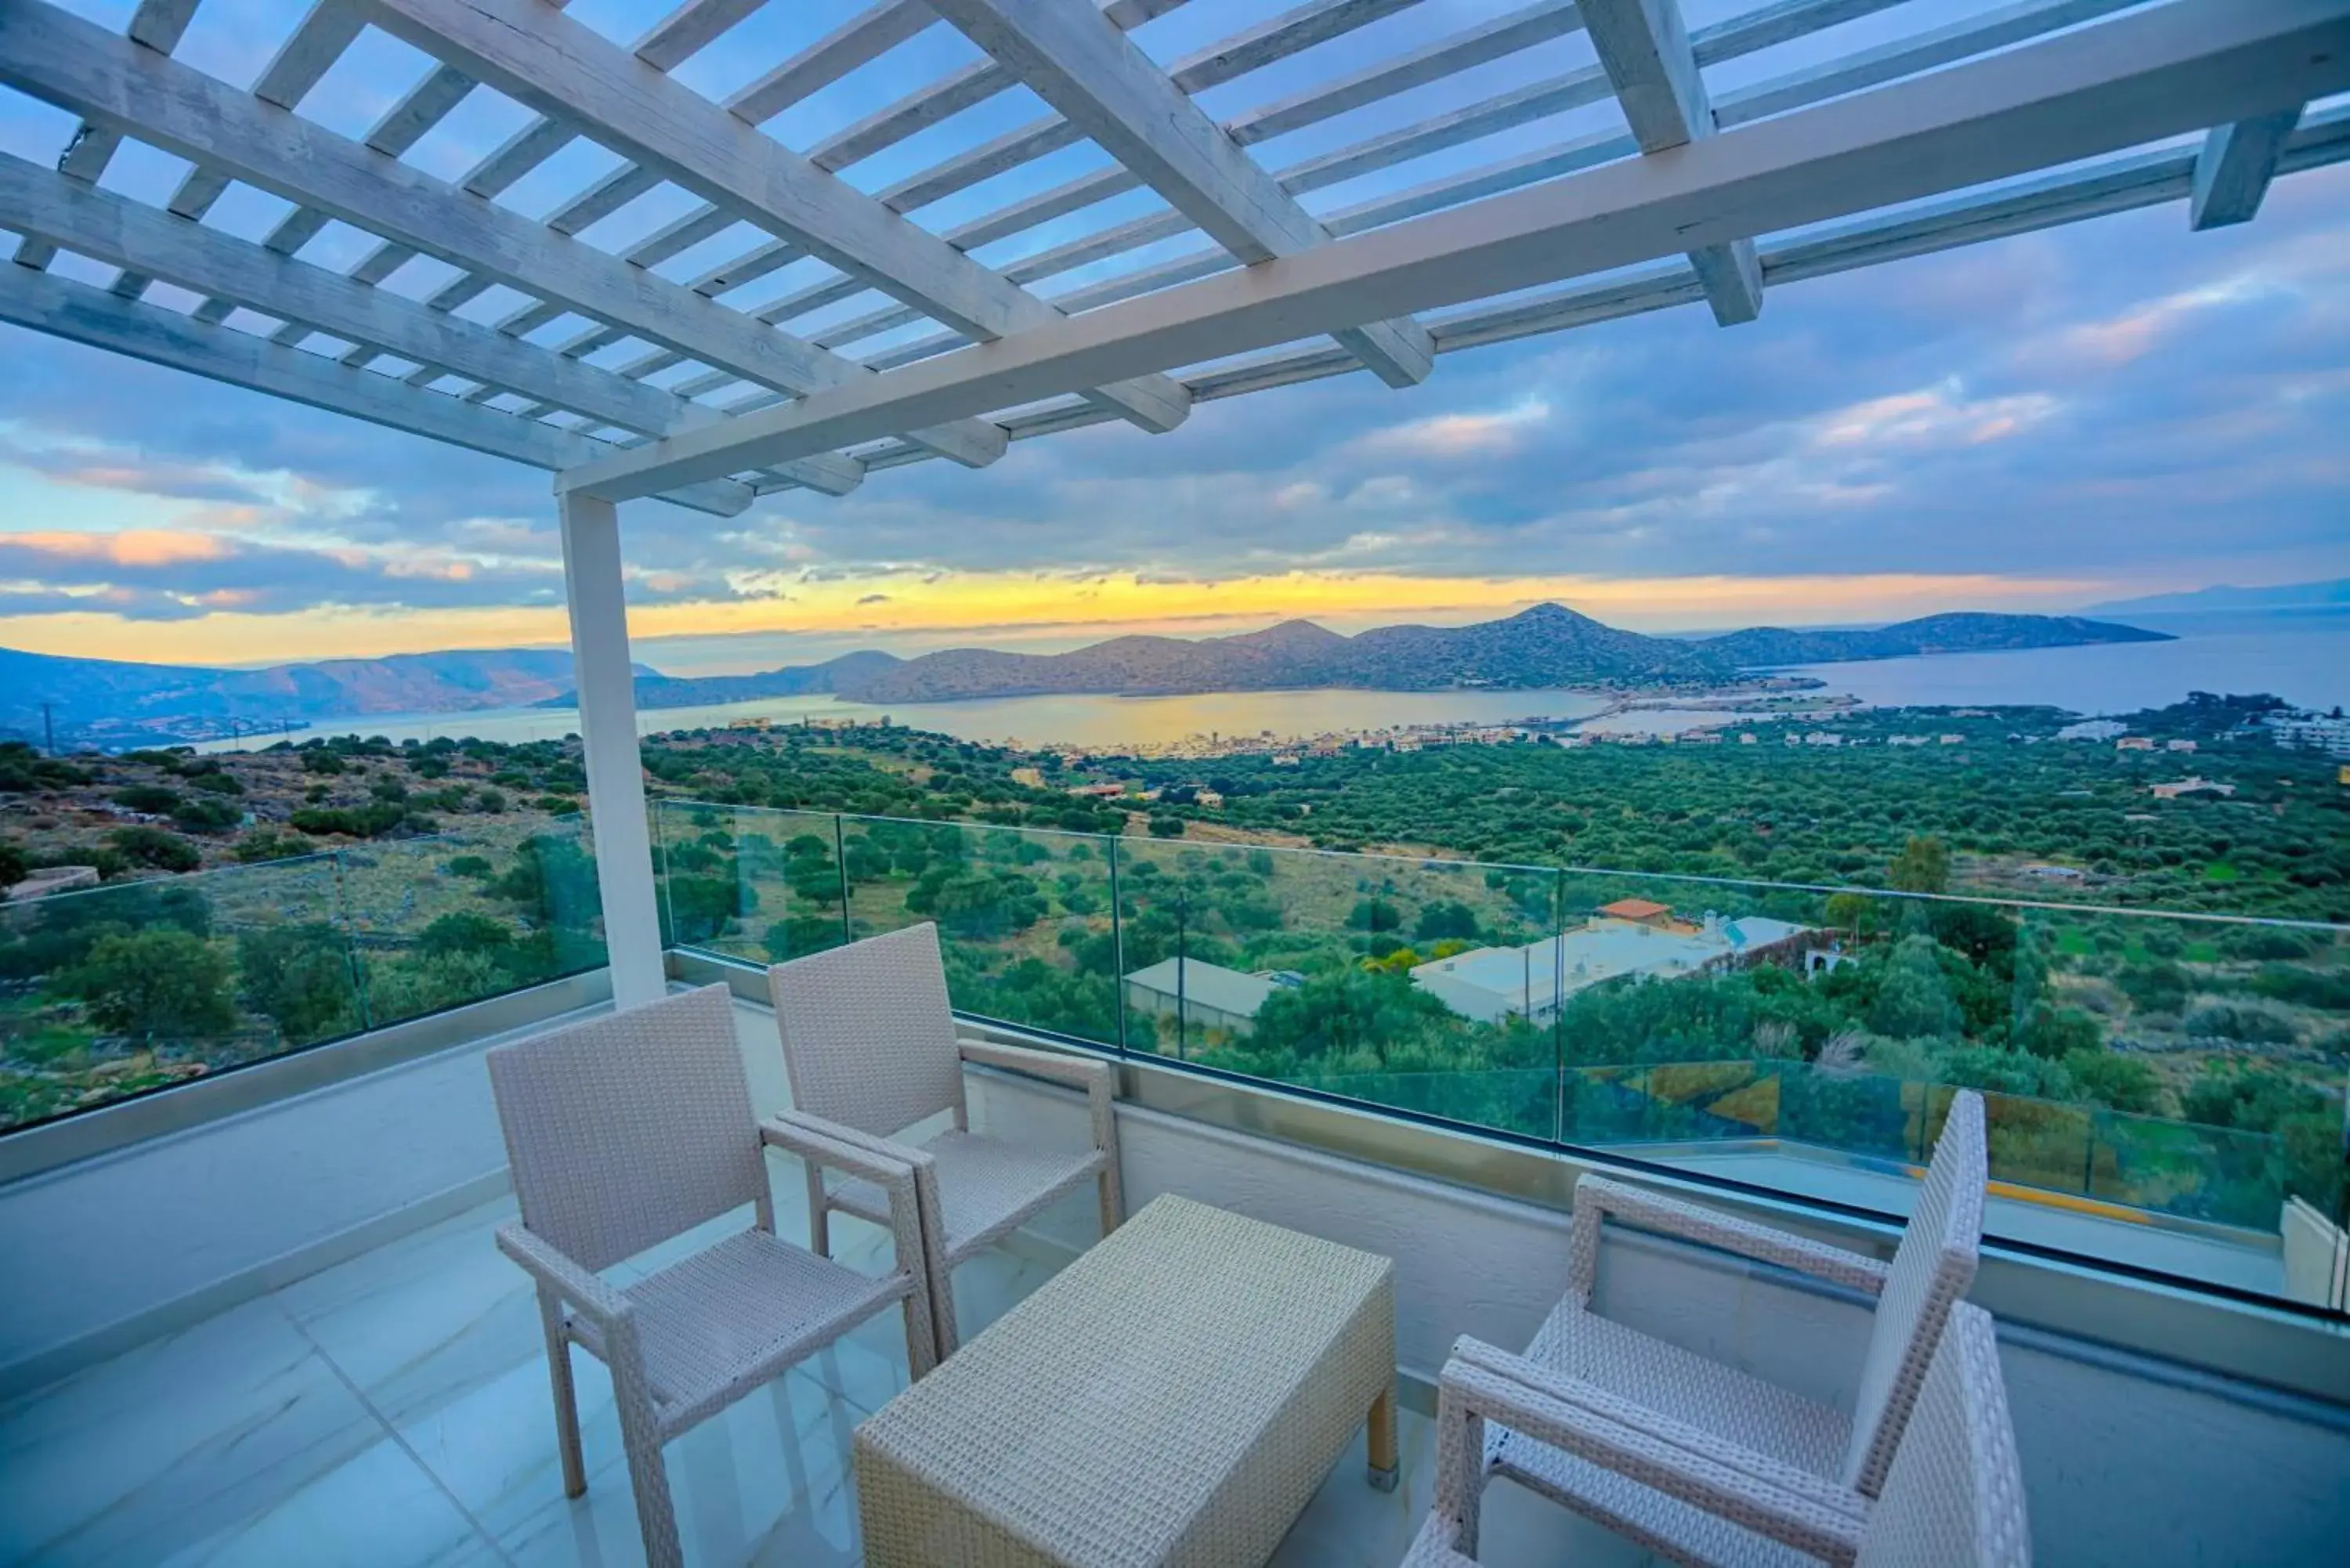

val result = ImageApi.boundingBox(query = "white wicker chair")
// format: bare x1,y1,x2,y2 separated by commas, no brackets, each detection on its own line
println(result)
485,984,939,1568
1408,1301,2026,1567
767,921,1123,1358
1462,1089,1987,1567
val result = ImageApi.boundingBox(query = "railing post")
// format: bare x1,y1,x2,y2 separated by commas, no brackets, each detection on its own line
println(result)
833,813,852,945
558,490,664,1010
1551,871,1565,1146
1174,889,1188,1062
1108,833,1127,1055
334,847,370,1033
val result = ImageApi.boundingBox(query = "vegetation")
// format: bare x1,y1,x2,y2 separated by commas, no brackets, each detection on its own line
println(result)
2,695,2341,1245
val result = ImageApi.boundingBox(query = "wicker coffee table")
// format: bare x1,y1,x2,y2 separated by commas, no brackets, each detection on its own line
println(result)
855,1194,1398,1567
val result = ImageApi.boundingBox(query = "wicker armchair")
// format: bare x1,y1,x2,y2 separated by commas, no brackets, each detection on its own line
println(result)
768,921,1123,1358
1464,1089,1987,1566
485,985,938,1568
1409,1301,2025,1567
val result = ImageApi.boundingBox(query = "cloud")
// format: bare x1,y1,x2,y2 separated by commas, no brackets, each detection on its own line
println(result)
1354,398,1553,460
1,529,233,567
0,28,2344,663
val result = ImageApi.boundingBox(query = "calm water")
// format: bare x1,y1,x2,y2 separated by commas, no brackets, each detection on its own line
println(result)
206,613,2348,753
1773,615,2350,715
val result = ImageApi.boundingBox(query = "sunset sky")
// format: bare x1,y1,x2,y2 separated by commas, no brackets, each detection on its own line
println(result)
1,0,2345,675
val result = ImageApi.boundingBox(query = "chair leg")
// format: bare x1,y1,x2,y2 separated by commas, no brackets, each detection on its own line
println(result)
613,1368,682,1568
804,1165,830,1256
1368,1380,1400,1490
930,1259,962,1362
535,1287,587,1500
1096,1158,1124,1237
900,1289,938,1381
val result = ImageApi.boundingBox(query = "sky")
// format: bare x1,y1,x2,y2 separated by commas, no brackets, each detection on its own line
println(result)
0,0,2345,676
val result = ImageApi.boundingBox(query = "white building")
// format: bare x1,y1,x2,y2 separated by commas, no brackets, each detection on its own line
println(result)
1410,912,1813,1024
1124,959,1292,1035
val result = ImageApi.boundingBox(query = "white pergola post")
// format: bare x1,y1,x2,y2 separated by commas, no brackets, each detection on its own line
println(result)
557,491,666,1010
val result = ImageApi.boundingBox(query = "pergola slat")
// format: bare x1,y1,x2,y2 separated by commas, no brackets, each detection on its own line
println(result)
0,261,753,515
2190,109,2303,229
559,0,2350,500
0,0,1010,474
1581,0,1762,326
355,0,1194,435
927,0,1435,386
0,149,878,500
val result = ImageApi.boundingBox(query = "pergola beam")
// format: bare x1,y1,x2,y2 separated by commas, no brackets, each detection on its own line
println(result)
562,0,2350,501
1581,0,1762,325
2189,108,2302,229
12,0,199,273
925,0,1435,387
0,262,751,516
0,153,869,500
353,0,1193,436
0,0,1007,472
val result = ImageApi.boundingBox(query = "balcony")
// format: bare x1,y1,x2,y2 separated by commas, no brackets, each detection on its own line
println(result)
3,805,2348,1565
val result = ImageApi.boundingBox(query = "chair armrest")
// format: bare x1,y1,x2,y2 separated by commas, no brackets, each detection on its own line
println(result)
1445,1338,1867,1563
766,1108,931,1174
762,1110,943,1357
761,1114,925,1190
1567,1175,1888,1302
496,1222,631,1332
959,1040,1120,1168
957,1039,1114,1094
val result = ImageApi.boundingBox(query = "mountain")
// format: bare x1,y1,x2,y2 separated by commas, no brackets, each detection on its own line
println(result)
1701,613,2171,669
605,650,902,710
2084,579,2350,615
0,645,642,746
3,606,2174,743
595,605,2165,710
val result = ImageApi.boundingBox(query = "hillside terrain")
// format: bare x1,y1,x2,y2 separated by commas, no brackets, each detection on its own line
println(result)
593,605,2170,710
1699,612,2171,667
0,645,642,747
0,605,2171,742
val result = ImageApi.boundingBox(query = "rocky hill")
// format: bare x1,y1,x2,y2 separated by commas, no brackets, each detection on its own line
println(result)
1701,612,2171,669
602,605,2167,708
0,645,638,747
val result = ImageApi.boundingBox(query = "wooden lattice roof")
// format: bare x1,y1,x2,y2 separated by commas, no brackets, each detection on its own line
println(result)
1,0,2343,515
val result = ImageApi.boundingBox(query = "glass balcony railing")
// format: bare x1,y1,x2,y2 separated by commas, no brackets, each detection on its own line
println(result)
657,800,2350,1311
0,815,606,1133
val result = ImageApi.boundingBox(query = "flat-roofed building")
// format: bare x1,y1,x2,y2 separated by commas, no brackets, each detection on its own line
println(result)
1412,912,1813,1023
1124,958,1290,1035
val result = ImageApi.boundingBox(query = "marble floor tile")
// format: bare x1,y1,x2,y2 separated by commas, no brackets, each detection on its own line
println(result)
0,1296,459,1566
2,1173,1669,1568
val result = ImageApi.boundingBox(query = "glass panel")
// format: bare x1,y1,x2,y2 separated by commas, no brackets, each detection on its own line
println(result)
838,815,1121,1046
1113,837,1561,1142
0,855,352,1132
656,800,848,966
342,815,606,1029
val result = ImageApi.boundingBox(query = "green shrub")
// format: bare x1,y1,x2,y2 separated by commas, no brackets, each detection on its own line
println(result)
171,797,242,834
107,826,201,873
300,747,346,775
111,784,181,814
63,928,236,1040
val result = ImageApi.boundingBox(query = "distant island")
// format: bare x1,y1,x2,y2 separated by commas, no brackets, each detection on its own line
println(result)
0,605,2171,746
561,605,2173,710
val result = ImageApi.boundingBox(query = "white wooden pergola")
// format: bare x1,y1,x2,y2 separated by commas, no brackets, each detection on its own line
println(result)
2,0,2344,1009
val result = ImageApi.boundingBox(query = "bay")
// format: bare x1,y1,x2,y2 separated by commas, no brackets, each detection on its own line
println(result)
197,612,2346,755
1772,614,2350,715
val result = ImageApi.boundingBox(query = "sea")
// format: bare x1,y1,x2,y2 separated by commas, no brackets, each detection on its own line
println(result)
198,611,2349,755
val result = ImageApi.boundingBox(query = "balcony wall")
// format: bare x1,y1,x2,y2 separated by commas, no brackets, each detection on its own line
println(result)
2,978,2345,1566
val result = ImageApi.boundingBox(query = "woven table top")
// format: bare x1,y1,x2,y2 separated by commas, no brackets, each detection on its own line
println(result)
855,1194,1394,1563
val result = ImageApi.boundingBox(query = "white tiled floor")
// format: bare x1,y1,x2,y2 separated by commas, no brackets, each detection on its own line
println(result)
0,997,1632,1566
